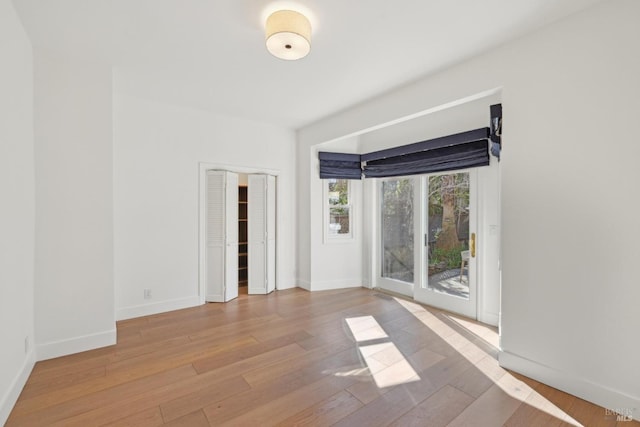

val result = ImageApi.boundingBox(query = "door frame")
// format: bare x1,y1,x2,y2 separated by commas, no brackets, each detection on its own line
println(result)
373,166,499,324
198,162,280,305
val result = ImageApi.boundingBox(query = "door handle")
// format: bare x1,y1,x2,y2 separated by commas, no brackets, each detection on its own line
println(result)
470,233,476,258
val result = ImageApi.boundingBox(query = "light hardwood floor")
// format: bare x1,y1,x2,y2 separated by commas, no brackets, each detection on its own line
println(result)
7,288,638,426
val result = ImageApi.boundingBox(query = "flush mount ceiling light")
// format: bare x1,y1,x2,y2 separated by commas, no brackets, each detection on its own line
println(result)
265,9,311,60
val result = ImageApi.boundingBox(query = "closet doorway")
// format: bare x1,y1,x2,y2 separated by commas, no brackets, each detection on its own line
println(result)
198,164,277,303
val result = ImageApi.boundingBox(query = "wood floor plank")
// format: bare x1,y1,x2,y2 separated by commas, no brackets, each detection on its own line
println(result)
332,384,428,427
503,389,570,427
241,338,353,387
217,375,356,426
12,337,254,416
447,372,534,427
276,390,363,426
389,385,474,427
102,406,164,427
17,365,106,400
105,335,257,376
7,365,198,426
50,363,256,426
203,347,361,425
191,338,307,374
7,288,624,427
448,354,506,399
27,353,112,383
163,409,211,427
345,378,391,405
110,335,192,364
159,376,251,423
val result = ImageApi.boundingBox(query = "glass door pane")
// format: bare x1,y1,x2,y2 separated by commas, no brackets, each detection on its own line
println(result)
414,170,477,319
427,173,470,298
380,179,415,294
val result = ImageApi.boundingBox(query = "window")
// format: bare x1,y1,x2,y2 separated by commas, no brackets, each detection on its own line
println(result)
326,178,352,239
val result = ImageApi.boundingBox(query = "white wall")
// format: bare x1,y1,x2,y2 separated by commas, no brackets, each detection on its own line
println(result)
295,133,312,289
305,137,363,291
34,50,116,360
298,0,639,416
0,0,35,423
113,92,296,319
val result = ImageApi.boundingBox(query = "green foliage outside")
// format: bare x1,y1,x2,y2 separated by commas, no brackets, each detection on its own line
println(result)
328,179,349,206
430,245,467,270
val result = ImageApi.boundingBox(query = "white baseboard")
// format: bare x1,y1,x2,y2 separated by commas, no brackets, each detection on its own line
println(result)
297,279,311,291
309,279,362,292
478,311,499,327
36,328,117,362
116,296,201,321
0,350,36,426
499,350,639,420
276,282,296,290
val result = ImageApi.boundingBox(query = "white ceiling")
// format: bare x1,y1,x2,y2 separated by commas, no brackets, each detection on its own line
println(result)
13,0,605,129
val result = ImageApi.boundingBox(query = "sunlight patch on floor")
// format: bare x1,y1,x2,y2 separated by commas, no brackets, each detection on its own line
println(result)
392,297,583,426
345,316,389,342
341,315,420,388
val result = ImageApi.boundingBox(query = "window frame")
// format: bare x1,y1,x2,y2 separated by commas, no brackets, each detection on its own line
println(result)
324,178,354,242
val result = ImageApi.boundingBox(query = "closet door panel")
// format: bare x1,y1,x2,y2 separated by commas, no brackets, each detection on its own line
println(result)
266,175,276,293
205,170,239,302
205,171,226,302
224,172,239,302
248,174,267,294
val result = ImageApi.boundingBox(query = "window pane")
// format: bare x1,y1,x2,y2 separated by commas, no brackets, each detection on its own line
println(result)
381,179,414,283
327,179,350,236
329,206,350,234
328,179,348,205
427,172,470,299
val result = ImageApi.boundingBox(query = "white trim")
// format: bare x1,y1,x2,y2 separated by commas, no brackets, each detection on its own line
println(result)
275,281,296,290
297,279,311,291
499,350,639,420
199,162,281,305
375,279,413,298
116,295,201,321
308,279,362,292
0,350,36,426
36,329,117,361
309,88,502,146
477,312,499,327
475,157,501,328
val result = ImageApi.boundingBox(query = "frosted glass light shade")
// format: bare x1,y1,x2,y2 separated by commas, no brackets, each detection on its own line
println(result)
265,10,311,60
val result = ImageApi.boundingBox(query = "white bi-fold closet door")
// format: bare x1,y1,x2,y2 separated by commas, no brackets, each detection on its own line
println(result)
205,171,238,302
248,174,276,295
205,171,275,302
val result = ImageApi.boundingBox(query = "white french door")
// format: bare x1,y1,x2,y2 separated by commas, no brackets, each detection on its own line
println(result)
377,170,478,318
413,171,477,319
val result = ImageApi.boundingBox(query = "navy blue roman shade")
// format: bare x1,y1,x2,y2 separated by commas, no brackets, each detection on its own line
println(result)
363,139,489,178
318,127,492,179
318,152,362,179
361,128,490,178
